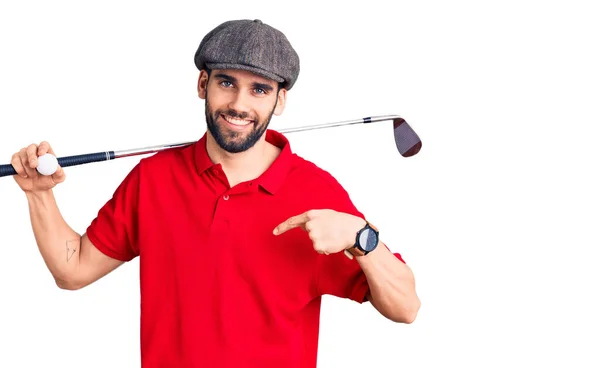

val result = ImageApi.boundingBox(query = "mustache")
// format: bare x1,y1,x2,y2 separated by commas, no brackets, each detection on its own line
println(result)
217,109,256,121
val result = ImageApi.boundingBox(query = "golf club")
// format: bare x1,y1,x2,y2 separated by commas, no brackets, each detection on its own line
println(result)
0,115,421,178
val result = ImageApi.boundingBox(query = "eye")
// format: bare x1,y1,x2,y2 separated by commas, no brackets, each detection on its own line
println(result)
254,88,266,95
219,81,233,88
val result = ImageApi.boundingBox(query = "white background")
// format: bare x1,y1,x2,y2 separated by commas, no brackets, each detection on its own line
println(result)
1,1,599,367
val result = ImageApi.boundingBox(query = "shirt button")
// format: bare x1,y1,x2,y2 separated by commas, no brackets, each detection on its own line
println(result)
223,194,229,200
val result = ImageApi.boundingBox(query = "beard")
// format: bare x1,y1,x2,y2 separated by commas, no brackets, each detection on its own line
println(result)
204,97,277,154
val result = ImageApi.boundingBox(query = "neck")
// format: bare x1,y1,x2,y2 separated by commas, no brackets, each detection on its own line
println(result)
205,132,280,187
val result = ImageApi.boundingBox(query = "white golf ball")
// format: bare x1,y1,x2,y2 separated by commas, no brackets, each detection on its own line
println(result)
36,153,59,176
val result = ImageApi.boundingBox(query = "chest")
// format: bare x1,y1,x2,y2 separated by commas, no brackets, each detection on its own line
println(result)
137,183,320,303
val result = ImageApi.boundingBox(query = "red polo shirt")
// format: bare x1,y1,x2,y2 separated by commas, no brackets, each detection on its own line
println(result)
86,129,405,367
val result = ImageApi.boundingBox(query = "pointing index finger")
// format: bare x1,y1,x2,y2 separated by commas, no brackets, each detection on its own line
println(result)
273,212,310,235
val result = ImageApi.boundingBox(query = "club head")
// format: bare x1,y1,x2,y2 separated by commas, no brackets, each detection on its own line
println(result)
393,118,422,157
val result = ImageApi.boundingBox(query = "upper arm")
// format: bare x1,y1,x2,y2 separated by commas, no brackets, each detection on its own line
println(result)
316,252,370,302
68,233,124,290
68,162,142,290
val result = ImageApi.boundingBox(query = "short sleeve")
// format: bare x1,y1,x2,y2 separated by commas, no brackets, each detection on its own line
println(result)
85,163,141,262
315,174,406,304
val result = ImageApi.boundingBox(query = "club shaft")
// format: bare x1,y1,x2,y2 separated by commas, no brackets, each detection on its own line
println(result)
114,115,401,157
276,115,400,133
0,115,400,178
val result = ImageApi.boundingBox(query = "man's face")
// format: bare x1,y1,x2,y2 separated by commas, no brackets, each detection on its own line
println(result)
198,69,286,153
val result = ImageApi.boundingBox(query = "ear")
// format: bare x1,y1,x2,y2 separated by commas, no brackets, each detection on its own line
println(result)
197,70,209,99
273,88,287,116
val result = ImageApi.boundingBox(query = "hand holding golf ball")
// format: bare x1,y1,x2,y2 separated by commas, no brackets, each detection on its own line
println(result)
10,141,66,192
36,153,59,176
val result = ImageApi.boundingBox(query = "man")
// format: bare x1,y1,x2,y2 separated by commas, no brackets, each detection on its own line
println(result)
10,19,420,367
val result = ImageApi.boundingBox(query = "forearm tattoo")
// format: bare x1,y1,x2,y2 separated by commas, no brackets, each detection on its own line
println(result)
66,239,79,262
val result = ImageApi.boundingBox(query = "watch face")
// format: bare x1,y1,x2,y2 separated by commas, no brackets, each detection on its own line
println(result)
358,228,378,251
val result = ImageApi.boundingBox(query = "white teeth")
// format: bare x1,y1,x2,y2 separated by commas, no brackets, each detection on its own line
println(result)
223,115,253,126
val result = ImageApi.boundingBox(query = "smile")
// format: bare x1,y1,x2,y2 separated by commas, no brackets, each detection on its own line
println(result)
221,114,254,128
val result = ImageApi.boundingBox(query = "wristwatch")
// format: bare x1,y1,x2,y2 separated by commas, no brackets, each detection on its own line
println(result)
344,221,379,259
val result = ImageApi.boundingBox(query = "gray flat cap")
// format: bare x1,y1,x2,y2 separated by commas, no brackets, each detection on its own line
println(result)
194,19,300,90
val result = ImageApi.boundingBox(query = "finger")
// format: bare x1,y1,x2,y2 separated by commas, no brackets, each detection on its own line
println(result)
314,244,329,255
20,155,37,177
273,216,302,235
273,212,310,235
311,234,330,254
11,153,28,178
19,148,37,177
37,141,52,156
26,144,39,169
308,230,319,244
51,165,66,184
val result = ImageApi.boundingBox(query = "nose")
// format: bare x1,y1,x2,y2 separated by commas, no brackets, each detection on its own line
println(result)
228,90,252,115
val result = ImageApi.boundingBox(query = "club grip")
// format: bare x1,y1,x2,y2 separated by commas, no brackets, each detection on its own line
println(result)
57,151,115,168
0,151,115,178
0,164,17,177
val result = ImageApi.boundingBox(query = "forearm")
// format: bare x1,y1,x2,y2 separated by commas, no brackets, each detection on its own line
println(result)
26,190,81,287
356,242,420,323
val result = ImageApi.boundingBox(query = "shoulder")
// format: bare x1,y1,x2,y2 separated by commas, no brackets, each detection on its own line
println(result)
113,143,196,191
140,143,194,166
135,143,196,176
288,153,347,193
287,153,364,217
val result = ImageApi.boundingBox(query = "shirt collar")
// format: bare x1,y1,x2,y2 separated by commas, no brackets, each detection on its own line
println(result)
193,133,217,175
193,129,293,195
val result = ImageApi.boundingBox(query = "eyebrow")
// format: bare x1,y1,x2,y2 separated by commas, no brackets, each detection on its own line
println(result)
214,73,236,82
214,73,274,93
253,82,274,93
